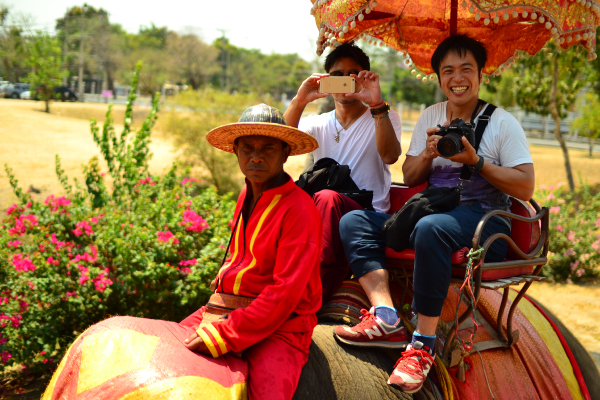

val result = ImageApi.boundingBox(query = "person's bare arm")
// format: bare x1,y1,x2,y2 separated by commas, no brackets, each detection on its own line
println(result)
284,73,329,128
347,71,400,164
401,125,441,187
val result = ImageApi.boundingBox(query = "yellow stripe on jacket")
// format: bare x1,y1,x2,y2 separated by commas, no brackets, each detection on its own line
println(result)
233,195,282,295
196,327,220,358
206,324,228,355
218,215,242,280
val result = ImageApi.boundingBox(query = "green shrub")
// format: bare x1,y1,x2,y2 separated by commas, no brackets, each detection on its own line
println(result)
536,182,600,283
0,64,235,375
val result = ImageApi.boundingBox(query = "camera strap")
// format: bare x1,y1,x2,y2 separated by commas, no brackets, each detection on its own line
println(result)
459,102,497,181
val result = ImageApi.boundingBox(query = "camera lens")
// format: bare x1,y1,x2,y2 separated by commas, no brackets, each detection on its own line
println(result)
437,133,464,157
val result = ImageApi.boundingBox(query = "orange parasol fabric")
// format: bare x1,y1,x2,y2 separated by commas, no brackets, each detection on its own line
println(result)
310,0,599,77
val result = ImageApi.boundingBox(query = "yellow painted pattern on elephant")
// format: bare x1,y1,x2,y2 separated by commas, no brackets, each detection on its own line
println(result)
510,291,584,400
117,376,247,400
77,329,160,394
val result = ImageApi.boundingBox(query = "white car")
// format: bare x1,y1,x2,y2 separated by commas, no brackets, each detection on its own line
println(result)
20,90,31,100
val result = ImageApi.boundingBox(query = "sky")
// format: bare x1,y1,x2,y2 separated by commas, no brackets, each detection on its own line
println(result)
8,0,321,63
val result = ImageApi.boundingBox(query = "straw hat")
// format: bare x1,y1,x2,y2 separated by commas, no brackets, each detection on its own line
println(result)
206,104,318,156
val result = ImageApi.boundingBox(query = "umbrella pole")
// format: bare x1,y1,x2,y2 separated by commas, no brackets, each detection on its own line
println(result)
450,0,458,36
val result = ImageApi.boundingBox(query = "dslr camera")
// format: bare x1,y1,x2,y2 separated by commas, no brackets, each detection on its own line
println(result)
436,118,475,157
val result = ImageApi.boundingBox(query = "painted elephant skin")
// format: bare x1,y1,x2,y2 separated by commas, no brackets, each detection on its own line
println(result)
293,301,600,400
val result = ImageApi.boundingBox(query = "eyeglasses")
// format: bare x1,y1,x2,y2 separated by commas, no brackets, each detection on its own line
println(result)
329,70,360,77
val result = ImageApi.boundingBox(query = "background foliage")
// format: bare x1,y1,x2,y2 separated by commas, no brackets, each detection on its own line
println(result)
0,66,235,375
536,182,600,283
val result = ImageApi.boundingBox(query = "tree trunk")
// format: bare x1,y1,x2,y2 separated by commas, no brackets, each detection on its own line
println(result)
590,136,594,158
548,57,575,191
45,98,50,113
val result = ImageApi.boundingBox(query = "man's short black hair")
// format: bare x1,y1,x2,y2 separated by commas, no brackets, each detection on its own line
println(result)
324,42,370,72
431,34,487,82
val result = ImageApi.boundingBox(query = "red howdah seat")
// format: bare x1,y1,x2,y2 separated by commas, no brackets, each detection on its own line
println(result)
384,183,545,280
383,183,550,356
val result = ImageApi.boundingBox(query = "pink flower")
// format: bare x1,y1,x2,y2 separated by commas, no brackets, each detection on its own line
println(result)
12,254,36,272
179,267,192,275
568,231,575,242
178,259,197,267
50,233,68,249
576,268,585,278
596,218,600,228
40,351,46,355
66,291,77,297
7,240,22,248
92,268,113,292
570,260,580,271
6,204,22,215
564,248,576,257
549,206,561,214
546,193,555,200
0,351,12,364
157,231,179,244
73,220,94,236
134,177,157,188
44,195,71,212
46,256,59,266
555,225,563,232
8,214,38,236
179,210,209,233
182,178,200,186
592,240,600,253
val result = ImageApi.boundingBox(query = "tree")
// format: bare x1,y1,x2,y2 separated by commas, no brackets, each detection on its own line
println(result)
166,31,219,89
0,8,29,82
512,40,595,191
572,92,600,157
25,33,65,113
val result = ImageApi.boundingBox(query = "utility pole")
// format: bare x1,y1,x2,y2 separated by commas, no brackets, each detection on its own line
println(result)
62,9,69,86
78,5,86,102
218,29,229,93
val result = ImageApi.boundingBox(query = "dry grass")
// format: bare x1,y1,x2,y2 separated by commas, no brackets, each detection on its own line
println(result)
0,99,177,212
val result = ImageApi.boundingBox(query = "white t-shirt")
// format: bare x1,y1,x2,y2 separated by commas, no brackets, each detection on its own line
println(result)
407,102,532,212
299,108,402,213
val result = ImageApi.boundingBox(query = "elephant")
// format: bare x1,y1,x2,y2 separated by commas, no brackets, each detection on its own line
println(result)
293,296,600,400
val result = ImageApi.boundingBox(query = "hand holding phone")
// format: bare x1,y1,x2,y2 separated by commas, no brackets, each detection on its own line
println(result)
319,76,356,94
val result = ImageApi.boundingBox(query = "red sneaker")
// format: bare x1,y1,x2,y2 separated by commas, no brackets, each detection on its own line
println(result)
333,307,408,349
387,341,435,393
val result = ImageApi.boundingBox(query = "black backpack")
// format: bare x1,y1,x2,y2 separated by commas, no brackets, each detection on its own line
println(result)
296,157,374,210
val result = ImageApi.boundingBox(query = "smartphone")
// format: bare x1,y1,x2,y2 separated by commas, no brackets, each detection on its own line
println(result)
319,76,355,93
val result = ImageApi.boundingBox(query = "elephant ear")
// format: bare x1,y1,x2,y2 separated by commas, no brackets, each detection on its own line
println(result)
293,323,441,400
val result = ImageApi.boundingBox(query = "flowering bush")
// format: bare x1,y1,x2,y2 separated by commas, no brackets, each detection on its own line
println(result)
0,64,235,376
536,182,600,283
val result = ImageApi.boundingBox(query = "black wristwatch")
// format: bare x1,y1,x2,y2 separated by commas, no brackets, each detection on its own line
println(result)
468,156,485,173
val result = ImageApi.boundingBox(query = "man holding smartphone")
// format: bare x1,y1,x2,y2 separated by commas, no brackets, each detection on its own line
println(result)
284,42,402,306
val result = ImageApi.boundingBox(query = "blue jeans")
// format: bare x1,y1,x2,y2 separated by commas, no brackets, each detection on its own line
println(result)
339,203,511,317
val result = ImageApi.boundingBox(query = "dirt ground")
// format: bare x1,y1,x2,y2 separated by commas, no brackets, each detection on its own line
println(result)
0,99,176,211
0,99,599,396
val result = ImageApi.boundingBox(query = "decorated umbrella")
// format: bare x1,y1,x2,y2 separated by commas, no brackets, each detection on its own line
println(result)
310,0,599,81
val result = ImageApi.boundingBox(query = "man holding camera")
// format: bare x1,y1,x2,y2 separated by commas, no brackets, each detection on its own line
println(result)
284,43,402,303
335,35,534,394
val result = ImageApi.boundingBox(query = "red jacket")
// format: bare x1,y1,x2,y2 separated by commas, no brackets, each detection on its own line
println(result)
197,175,322,357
